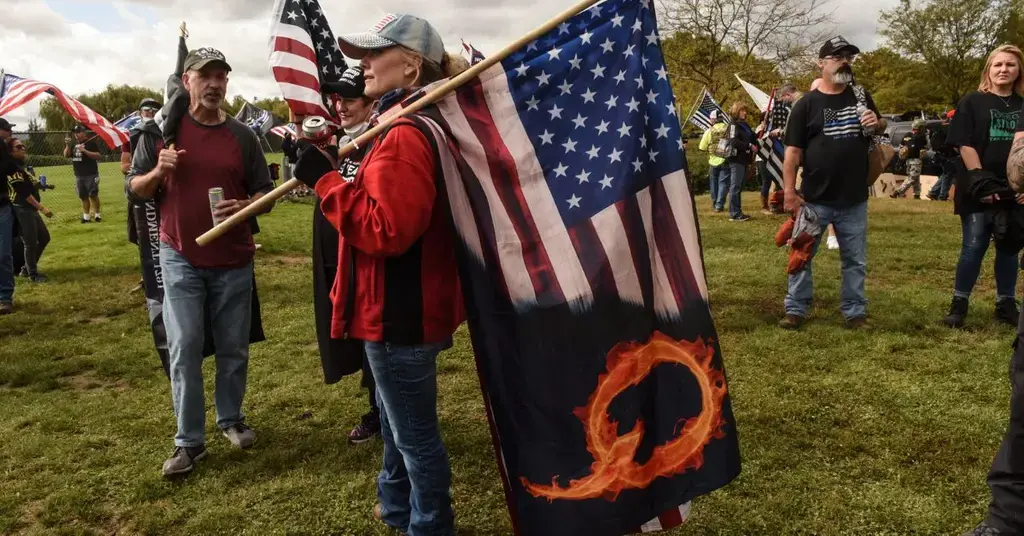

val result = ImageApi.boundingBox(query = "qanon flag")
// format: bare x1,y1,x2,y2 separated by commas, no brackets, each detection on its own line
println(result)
393,0,741,532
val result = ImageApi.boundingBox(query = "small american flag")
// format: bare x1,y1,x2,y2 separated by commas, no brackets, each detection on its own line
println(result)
686,87,726,132
0,73,129,148
268,0,346,119
113,111,142,133
461,39,486,65
270,123,297,139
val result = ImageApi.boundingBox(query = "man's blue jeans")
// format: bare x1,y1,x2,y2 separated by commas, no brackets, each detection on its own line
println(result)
785,201,868,319
928,161,955,200
0,204,13,302
366,339,454,536
160,243,253,448
954,212,1018,301
709,164,725,209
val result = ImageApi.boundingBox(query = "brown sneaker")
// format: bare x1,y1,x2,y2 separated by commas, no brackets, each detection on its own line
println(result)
778,314,803,330
373,504,408,536
845,316,869,330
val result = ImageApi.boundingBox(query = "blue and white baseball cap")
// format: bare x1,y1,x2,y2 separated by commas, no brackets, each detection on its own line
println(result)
338,13,445,66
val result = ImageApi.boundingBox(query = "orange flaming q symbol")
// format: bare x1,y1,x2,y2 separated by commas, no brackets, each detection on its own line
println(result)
522,332,728,502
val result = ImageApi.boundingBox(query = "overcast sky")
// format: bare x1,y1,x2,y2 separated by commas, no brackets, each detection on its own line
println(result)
0,0,898,127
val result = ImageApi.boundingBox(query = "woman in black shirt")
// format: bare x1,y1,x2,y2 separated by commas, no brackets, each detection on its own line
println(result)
724,102,756,221
944,44,1024,328
5,138,52,283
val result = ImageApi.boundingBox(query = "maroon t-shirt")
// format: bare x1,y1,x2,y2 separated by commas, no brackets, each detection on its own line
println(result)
159,116,272,268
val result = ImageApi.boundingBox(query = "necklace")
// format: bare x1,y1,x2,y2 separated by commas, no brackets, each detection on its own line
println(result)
994,92,1014,107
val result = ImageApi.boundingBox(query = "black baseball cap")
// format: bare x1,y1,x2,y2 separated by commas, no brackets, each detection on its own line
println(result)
0,118,14,131
139,97,160,110
71,125,87,133
819,35,860,59
183,47,232,72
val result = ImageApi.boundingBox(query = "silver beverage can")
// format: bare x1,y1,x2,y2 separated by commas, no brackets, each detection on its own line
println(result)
208,187,225,225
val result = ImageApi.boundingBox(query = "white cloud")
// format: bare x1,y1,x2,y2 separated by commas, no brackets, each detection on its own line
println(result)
0,0,898,129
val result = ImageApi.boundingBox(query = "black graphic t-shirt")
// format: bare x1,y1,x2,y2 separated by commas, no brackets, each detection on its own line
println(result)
947,91,1023,214
901,131,929,159
9,166,41,209
71,139,100,177
784,86,879,206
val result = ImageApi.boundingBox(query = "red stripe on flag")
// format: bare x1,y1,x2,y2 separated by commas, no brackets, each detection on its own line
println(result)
651,181,702,308
272,66,322,91
567,220,615,298
284,98,327,117
616,196,655,310
272,36,318,64
455,78,566,305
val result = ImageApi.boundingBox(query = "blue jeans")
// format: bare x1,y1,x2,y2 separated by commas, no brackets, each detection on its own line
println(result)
954,212,1019,301
160,243,253,448
366,339,454,536
785,201,868,319
928,161,955,200
709,164,726,209
0,205,13,302
725,162,746,218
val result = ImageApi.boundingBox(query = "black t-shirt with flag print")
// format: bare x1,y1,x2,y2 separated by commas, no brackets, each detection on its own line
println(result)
947,90,1023,214
784,86,879,207
70,139,100,177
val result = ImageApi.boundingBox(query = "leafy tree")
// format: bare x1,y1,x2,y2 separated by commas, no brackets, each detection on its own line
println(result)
25,118,49,156
853,48,947,114
879,0,1019,106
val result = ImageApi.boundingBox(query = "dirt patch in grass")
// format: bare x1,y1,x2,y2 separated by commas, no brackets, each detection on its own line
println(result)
62,371,130,392
269,255,311,267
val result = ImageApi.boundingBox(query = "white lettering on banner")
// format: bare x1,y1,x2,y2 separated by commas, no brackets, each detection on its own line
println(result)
145,200,163,290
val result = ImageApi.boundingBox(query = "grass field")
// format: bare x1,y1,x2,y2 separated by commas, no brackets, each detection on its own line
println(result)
0,169,1016,535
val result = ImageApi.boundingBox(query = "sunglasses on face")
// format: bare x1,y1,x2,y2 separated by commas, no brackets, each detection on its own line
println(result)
825,53,856,62
141,106,158,113
12,145,25,151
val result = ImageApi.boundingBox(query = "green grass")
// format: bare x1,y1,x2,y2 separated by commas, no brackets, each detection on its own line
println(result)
0,173,1014,535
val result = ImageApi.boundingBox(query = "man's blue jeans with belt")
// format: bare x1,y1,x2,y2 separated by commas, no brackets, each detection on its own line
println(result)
784,201,869,320
160,243,253,448
366,339,454,536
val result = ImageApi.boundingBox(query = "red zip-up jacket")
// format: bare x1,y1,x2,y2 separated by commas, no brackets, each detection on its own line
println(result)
314,115,464,345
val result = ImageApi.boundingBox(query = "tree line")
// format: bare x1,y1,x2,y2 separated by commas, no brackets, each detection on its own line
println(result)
28,0,1024,135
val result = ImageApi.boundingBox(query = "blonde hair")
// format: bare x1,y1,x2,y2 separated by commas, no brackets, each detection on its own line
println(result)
979,44,1024,96
396,47,471,88
729,102,749,116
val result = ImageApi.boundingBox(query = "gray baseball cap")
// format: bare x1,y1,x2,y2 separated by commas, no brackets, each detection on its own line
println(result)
338,13,445,65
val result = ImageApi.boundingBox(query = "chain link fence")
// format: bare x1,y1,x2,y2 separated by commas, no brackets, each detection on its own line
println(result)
10,130,129,224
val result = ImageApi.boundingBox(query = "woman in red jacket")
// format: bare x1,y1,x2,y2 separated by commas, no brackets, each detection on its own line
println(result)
291,13,465,536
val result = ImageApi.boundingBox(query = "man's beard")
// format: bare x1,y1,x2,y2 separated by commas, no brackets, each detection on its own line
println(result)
831,67,854,85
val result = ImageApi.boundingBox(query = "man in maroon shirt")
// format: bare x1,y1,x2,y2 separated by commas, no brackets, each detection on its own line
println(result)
126,47,273,477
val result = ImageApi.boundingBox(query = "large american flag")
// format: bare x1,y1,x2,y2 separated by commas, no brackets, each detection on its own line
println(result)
268,0,347,119
0,73,130,148
380,0,737,531
686,86,726,132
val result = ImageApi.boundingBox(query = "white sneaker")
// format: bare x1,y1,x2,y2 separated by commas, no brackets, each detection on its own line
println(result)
222,423,256,449
827,235,839,250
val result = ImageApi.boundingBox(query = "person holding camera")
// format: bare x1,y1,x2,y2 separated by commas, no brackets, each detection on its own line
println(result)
64,125,102,223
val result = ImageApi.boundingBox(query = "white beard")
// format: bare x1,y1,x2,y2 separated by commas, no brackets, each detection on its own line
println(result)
832,71,854,85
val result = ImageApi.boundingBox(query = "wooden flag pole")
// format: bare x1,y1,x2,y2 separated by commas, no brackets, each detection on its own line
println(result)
195,0,603,247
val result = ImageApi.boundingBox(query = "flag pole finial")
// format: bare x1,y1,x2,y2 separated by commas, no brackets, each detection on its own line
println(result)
179,22,189,39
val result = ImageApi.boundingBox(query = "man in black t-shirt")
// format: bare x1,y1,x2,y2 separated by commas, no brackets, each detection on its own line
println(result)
779,35,882,330
64,125,102,224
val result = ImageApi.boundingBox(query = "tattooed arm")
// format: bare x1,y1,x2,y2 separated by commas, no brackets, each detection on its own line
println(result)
1009,132,1024,193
